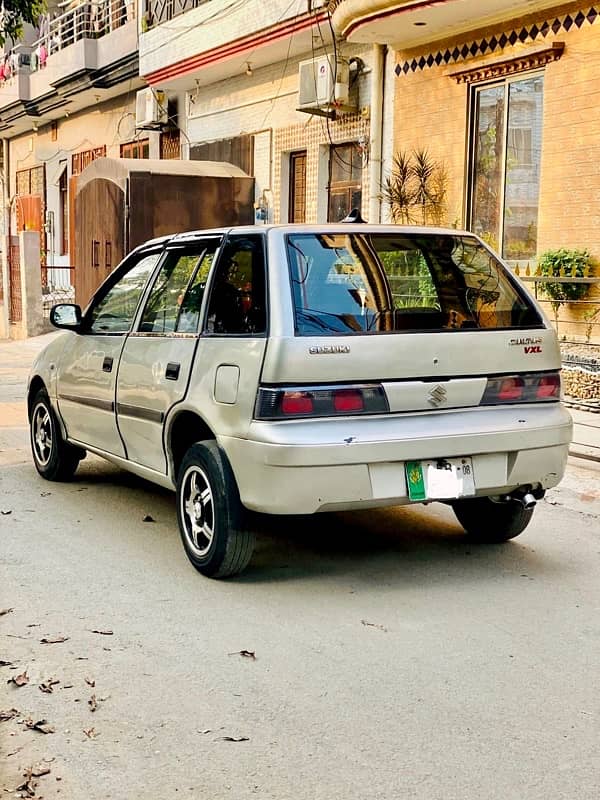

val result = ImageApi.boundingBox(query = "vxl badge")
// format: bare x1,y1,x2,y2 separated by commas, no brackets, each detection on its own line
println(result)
509,336,543,354
427,384,447,407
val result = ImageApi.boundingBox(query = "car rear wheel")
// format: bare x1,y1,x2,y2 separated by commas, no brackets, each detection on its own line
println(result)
30,389,83,481
176,441,255,578
451,496,534,542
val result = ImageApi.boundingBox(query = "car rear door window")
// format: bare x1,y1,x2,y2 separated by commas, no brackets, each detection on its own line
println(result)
204,235,267,335
287,233,541,335
139,242,219,334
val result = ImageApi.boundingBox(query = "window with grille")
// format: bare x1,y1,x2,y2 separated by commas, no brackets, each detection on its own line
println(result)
120,139,150,159
328,143,362,222
72,146,106,176
16,165,45,196
160,130,180,159
289,151,307,223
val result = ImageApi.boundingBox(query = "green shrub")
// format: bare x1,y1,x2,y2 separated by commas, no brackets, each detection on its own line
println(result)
537,248,592,327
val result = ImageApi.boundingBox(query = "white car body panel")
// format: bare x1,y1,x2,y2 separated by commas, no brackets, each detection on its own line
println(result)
29,224,572,521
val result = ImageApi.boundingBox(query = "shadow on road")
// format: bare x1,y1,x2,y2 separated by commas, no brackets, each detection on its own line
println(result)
51,455,569,590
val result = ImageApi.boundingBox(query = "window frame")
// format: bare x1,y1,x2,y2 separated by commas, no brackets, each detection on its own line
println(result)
134,237,223,337
466,69,544,260
202,233,268,338
120,139,150,159
81,246,165,336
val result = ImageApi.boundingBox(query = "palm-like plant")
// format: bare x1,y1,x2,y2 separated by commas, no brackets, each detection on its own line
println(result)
382,148,448,226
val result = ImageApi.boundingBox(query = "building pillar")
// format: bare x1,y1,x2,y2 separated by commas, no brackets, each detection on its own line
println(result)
13,230,46,339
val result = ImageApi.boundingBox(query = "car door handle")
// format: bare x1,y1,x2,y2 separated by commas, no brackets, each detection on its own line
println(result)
102,356,113,372
165,362,180,381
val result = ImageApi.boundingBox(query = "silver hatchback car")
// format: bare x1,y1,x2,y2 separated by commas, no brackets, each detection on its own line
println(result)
29,224,572,577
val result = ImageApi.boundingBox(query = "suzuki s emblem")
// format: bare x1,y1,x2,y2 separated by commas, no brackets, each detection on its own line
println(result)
428,384,447,407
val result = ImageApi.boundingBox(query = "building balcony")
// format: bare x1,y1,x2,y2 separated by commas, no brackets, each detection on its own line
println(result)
329,0,565,46
0,0,138,133
140,0,328,90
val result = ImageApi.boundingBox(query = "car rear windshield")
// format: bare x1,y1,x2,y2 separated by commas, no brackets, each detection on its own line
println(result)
286,233,542,335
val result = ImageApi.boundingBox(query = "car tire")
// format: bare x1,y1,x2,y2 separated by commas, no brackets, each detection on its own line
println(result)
176,441,255,578
30,389,83,481
451,496,534,542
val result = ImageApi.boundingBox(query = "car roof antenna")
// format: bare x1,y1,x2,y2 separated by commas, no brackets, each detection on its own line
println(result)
341,208,367,223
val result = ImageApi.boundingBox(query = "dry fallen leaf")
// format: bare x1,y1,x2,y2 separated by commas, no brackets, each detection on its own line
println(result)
0,660,13,667
217,736,249,742
0,708,19,722
15,775,37,797
39,678,60,694
361,619,388,632
90,629,113,636
0,607,14,616
229,650,256,660
88,694,97,713
24,718,55,734
0,510,12,515
85,676,95,687
83,727,98,739
8,670,29,687
15,765,51,798
40,635,69,644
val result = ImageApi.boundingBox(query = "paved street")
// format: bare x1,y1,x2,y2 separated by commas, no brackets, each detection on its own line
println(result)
1,333,600,799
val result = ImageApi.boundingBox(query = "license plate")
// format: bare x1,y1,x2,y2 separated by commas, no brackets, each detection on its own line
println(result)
405,457,475,501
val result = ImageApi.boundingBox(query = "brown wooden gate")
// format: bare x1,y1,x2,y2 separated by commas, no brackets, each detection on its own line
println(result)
75,178,125,306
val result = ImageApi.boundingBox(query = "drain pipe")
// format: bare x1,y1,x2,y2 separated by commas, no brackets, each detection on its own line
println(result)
1,138,9,337
368,43,385,223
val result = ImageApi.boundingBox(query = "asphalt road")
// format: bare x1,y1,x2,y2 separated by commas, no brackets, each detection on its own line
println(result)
1,334,600,800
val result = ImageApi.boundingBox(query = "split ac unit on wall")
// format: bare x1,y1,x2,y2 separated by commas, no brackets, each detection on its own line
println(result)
135,87,168,128
297,55,354,116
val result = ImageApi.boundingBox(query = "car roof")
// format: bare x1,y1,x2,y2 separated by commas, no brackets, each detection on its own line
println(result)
138,223,475,249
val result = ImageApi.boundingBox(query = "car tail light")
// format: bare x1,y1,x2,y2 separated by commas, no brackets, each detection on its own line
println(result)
333,389,364,413
498,377,524,401
481,371,561,406
255,384,388,420
281,392,314,415
536,373,560,399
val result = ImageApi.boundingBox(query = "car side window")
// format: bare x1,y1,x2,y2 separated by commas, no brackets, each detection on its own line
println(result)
204,235,266,335
139,243,218,334
88,253,161,335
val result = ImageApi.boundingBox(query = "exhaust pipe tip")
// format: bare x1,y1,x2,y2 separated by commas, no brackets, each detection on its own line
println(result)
514,492,536,510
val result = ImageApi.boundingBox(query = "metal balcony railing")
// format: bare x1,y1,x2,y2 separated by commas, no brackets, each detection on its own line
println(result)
0,0,135,79
142,0,205,29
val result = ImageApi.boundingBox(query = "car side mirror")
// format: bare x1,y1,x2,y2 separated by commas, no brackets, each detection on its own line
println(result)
50,303,82,330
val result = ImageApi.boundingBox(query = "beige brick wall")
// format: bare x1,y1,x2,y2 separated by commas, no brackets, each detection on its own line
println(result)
392,67,467,227
392,1,600,340
393,0,600,252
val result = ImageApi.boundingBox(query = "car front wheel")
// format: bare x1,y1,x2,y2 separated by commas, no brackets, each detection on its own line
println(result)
176,441,255,578
30,390,83,481
451,496,534,542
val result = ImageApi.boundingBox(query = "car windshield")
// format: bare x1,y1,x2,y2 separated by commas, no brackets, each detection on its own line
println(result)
286,233,542,335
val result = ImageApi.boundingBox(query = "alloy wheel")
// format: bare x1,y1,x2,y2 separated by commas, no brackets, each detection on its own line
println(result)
32,402,53,467
180,465,215,556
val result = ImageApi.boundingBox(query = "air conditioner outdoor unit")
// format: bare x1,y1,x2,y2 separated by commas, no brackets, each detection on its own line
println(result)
135,87,168,128
297,55,353,116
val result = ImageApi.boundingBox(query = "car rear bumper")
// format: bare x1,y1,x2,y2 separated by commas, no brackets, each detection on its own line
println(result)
221,404,572,514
